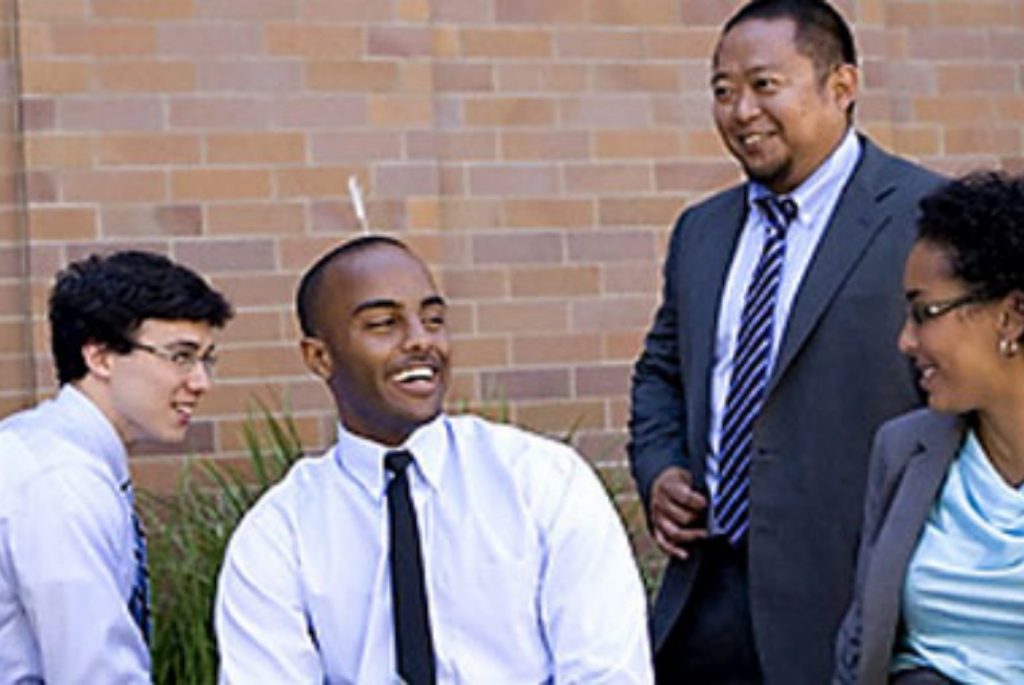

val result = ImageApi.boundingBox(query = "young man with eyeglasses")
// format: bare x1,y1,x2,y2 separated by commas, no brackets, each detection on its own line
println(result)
0,250,232,682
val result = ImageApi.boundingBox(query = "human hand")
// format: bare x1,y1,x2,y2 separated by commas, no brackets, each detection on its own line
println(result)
650,466,708,560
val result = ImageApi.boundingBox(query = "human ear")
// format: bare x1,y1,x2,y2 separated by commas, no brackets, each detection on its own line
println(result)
829,63,858,112
81,341,115,380
1000,290,1024,343
300,337,333,380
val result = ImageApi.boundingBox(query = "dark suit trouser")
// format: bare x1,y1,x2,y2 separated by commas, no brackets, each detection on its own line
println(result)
890,668,953,685
654,538,762,684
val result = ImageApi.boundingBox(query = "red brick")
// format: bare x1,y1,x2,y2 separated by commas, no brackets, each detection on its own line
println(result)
97,61,195,93
473,231,563,264
170,97,270,129
460,28,553,58
468,165,560,196
938,64,1016,92
907,29,992,60
504,199,594,228
433,62,493,92
301,0,394,21
92,0,194,19
265,24,363,59
655,161,741,192
172,170,272,201
512,333,604,364
157,24,262,57
52,25,155,56
208,203,305,235
60,98,163,131
309,131,400,163
19,0,88,20
565,164,652,194
646,28,718,59
213,273,297,307
572,296,657,332
207,133,306,164
478,301,568,334
20,99,56,131
576,364,631,396
28,206,97,241
567,229,656,262
465,97,557,127
25,135,93,168
515,400,607,435
21,61,91,94
495,64,587,92
431,0,490,22
602,262,661,294
554,28,645,59
944,126,1022,156
197,61,302,93
369,95,433,127
450,336,509,367
276,167,360,198
269,95,366,129
588,0,679,25
598,196,681,227
407,131,497,161
368,27,432,57
63,170,166,202
501,131,589,160
560,96,651,127
307,61,400,92
194,0,295,19
374,164,439,197
510,265,600,297
481,367,570,401
433,199,503,229
98,134,201,165
173,239,277,274
595,129,684,159
496,0,586,23
913,96,994,125
102,205,203,238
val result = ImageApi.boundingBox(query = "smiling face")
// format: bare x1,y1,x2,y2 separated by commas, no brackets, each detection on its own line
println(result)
300,244,450,446
711,17,856,194
898,240,1010,415
82,318,217,446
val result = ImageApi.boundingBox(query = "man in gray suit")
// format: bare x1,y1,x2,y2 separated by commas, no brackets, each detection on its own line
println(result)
628,1,942,682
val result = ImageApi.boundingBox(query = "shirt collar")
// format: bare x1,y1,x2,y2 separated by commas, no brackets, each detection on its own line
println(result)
333,414,448,501
56,384,131,487
747,127,861,229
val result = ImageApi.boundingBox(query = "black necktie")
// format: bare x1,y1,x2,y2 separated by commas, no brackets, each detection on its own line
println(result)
385,450,436,684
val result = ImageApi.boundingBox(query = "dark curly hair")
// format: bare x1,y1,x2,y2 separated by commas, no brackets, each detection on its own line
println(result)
917,171,1024,299
721,0,858,84
49,250,233,385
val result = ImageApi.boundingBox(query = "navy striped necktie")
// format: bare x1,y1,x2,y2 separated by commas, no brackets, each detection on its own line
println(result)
385,450,436,685
715,195,798,545
123,481,151,643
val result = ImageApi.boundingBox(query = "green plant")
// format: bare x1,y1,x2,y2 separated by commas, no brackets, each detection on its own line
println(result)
142,402,303,685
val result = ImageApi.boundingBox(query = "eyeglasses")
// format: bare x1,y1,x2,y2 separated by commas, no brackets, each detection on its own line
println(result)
130,341,218,376
906,292,989,326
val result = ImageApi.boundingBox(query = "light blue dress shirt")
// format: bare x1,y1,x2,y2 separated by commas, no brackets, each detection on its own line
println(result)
707,129,863,509
894,429,1024,683
215,414,653,684
0,385,150,684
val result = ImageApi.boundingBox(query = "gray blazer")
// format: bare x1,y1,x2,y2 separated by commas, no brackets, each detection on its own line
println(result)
629,136,944,684
834,409,964,684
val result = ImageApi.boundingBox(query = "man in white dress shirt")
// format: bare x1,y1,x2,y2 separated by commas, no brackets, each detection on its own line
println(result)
0,251,232,683
215,236,652,683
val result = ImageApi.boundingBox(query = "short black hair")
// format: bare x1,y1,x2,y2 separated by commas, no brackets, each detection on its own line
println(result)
49,250,233,385
722,0,858,80
295,235,410,337
917,171,1024,298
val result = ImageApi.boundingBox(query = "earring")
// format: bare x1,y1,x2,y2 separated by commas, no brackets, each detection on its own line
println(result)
999,338,1020,357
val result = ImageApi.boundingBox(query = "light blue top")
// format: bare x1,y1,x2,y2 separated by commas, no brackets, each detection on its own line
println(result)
894,429,1024,683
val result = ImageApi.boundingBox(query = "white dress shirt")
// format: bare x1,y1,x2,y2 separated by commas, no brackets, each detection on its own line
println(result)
707,129,863,506
216,414,652,684
0,385,150,684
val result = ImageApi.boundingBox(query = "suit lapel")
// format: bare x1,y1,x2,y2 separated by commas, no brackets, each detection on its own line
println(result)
860,414,963,681
767,138,895,393
686,186,747,473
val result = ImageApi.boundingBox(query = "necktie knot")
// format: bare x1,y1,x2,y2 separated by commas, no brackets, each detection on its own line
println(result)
385,450,414,475
755,195,798,236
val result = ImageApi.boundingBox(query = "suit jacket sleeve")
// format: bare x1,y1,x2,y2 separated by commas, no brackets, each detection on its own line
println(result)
628,214,691,511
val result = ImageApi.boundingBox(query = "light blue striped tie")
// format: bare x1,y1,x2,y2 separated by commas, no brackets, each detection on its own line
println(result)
715,195,798,545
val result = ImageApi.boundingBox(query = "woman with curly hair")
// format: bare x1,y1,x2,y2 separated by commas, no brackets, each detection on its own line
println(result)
835,171,1024,685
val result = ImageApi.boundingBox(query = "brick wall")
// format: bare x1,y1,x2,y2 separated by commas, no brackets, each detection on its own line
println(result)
2,0,1023,493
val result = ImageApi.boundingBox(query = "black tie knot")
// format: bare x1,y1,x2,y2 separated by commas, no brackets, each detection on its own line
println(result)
385,450,414,475
755,195,798,235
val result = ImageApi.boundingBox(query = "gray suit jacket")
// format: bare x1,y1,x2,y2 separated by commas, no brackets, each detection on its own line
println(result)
629,135,944,684
834,409,963,684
